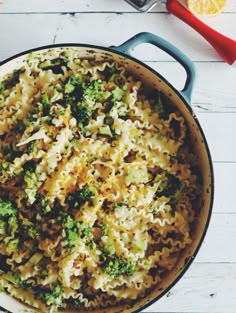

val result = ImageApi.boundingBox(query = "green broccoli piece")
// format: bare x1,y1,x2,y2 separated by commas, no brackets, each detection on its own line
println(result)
83,79,110,103
112,86,124,101
62,214,94,251
103,65,117,81
155,172,185,204
39,57,66,74
39,93,50,115
8,215,18,235
36,193,51,215
15,274,31,289
21,220,40,239
103,240,116,256
71,103,91,126
67,186,95,209
24,170,38,189
0,198,18,236
101,224,108,236
24,169,39,204
103,255,136,277
35,284,64,306
153,91,165,116
155,173,169,196
169,182,185,204
77,186,95,200
0,198,17,218
0,81,4,94
64,75,83,94
6,238,20,252
0,219,6,235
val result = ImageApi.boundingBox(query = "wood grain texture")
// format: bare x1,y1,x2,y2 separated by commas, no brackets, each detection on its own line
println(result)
141,263,236,313
0,13,235,62
0,1,235,313
0,0,235,13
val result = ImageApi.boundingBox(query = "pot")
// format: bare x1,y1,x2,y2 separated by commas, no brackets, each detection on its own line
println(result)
0,32,214,313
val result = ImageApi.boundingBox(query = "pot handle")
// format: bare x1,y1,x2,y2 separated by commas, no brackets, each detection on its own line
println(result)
111,32,196,103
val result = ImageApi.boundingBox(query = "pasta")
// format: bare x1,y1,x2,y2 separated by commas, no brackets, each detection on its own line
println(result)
0,47,202,312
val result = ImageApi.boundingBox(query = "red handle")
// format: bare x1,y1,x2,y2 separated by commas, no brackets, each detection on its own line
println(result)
166,0,236,65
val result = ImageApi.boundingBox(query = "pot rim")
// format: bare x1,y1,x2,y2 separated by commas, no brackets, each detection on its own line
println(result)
0,42,214,313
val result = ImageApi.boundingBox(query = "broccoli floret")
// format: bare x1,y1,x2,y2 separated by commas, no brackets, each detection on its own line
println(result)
27,140,35,153
64,75,84,109
64,75,83,94
36,194,51,215
83,79,110,103
0,198,18,236
2,142,22,163
39,93,50,115
0,161,10,177
155,172,185,204
62,215,81,250
8,215,18,235
39,58,67,74
24,169,39,204
1,272,29,288
0,219,6,235
0,81,4,94
6,238,20,252
15,274,31,289
101,224,108,236
169,182,185,204
35,284,64,307
71,103,91,127
67,187,95,209
0,198,17,218
103,255,136,277
112,86,124,101
153,91,165,117
103,65,117,81
77,186,95,200
103,240,116,256
155,173,169,196
21,220,40,239
24,170,38,189
62,214,94,251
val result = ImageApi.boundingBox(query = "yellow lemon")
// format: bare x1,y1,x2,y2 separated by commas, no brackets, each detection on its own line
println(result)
186,0,227,16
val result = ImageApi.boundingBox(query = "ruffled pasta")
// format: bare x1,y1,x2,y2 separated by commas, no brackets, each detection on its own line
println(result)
0,47,202,312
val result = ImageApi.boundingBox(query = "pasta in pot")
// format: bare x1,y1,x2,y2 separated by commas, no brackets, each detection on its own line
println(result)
0,48,202,312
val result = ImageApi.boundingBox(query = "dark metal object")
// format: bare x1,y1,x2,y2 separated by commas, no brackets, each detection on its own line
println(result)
125,0,160,12
0,306,11,313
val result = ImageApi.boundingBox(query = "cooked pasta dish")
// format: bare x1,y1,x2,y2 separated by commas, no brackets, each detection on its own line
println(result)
0,48,202,312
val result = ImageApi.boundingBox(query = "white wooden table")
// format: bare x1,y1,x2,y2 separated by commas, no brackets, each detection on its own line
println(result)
0,1,235,313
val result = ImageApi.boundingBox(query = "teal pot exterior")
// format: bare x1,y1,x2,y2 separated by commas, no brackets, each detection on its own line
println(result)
0,32,214,313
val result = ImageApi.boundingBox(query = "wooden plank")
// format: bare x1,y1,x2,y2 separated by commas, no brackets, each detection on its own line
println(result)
146,62,236,112
55,13,235,63
0,0,235,13
0,264,235,313
141,263,236,313
0,13,235,63
194,213,236,263
212,163,236,214
196,112,236,162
